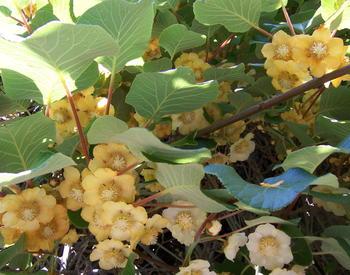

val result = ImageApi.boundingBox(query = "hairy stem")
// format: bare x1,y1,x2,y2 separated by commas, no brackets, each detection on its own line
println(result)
195,64,350,137
105,57,117,115
282,4,296,35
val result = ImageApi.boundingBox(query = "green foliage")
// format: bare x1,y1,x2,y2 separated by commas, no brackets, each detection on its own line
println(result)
67,209,89,229
321,0,350,30
126,68,218,121
0,235,26,269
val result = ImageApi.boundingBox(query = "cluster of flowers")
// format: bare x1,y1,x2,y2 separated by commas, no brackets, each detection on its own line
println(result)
262,27,349,93
49,87,114,142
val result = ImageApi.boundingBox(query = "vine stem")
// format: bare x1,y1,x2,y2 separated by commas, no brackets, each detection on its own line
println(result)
133,191,166,207
105,57,117,115
17,8,32,34
282,3,296,35
254,26,273,38
60,76,90,162
194,64,350,137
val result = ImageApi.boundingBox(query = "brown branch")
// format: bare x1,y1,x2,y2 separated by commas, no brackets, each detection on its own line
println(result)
60,77,90,162
254,26,273,38
282,5,296,35
19,10,32,34
194,64,350,137
302,86,325,118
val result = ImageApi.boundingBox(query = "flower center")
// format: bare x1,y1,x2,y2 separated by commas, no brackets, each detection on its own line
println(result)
99,182,119,201
175,211,193,230
259,236,279,255
110,154,127,171
106,248,125,265
113,215,130,231
278,72,299,90
275,44,290,60
42,225,55,238
69,188,83,202
180,112,195,124
310,41,327,59
21,208,37,221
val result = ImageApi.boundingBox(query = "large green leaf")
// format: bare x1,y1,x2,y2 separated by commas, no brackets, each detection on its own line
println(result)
316,115,350,144
78,0,154,72
320,86,350,120
205,164,338,211
153,10,178,37
0,113,55,172
278,140,350,173
0,22,117,104
126,67,218,121
156,163,229,212
0,235,26,269
193,0,262,33
87,116,211,164
0,95,29,115
51,0,73,22
190,19,220,39
203,64,254,84
321,0,350,30
0,153,76,186
245,216,297,227
261,0,288,12
159,24,206,59
73,0,104,17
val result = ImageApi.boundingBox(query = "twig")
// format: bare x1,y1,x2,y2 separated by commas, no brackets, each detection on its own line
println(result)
60,76,90,162
133,191,165,206
302,86,325,118
217,210,244,221
194,213,217,242
19,9,32,34
194,64,350,137
282,4,296,35
254,26,273,38
105,57,117,115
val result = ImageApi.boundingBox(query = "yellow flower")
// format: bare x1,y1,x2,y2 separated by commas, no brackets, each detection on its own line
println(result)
213,117,246,145
61,229,79,245
177,259,216,275
101,201,147,241
216,81,232,103
162,201,207,246
94,97,115,116
140,214,168,245
143,37,162,61
246,223,293,270
224,233,247,261
73,87,96,126
88,143,138,173
312,185,349,216
204,103,222,121
281,102,315,127
82,168,136,206
90,239,132,270
141,168,156,181
175,52,211,82
145,182,165,193
49,100,75,141
266,60,311,92
26,204,69,252
171,109,209,135
81,205,111,241
229,133,256,163
58,166,84,211
1,187,56,232
153,123,172,139
331,56,350,87
292,27,346,77
262,30,294,62
0,227,21,245
206,153,229,165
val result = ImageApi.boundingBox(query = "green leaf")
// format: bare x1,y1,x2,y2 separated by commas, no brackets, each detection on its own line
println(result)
159,24,206,59
261,0,288,12
0,113,55,172
316,115,350,145
0,95,29,115
68,209,89,229
0,235,25,269
72,0,104,17
278,145,341,173
30,4,58,31
205,164,336,211
321,0,350,31
0,22,117,104
245,216,297,227
143,57,173,73
0,153,76,186
285,121,315,146
309,190,350,205
156,163,229,212
126,67,218,121
51,0,73,23
121,253,137,275
153,9,178,37
88,117,211,164
203,64,254,84
193,0,262,33
323,225,350,240
280,225,312,266
78,0,154,72
229,91,256,113
320,86,350,120
1,70,43,104
9,253,32,270
190,19,220,39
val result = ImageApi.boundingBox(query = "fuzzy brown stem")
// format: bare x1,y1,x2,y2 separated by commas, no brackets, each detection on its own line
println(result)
282,5,296,35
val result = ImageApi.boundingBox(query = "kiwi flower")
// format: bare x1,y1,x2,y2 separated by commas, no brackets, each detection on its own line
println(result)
262,30,294,62
81,205,111,241
140,214,168,245
224,233,247,261
171,109,209,135
177,259,216,275
229,133,256,163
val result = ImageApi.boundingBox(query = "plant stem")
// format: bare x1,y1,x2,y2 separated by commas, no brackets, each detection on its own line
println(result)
254,25,273,38
105,57,117,115
19,9,32,34
282,4,296,35
133,191,166,206
194,213,217,241
217,210,244,221
194,64,350,137
60,76,90,162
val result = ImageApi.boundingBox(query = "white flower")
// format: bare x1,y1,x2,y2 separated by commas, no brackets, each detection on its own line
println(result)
229,133,255,163
162,201,206,246
224,233,247,261
177,259,216,275
207,220,222,236
246,223,293,270
269,268,297,275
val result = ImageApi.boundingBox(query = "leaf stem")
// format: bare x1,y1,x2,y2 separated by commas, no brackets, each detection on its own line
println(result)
18,9,32,34
60,76,90,162
193,64,350,137
282,3,296,35
133,191,166,206
105,57,117,115
254,25,273,38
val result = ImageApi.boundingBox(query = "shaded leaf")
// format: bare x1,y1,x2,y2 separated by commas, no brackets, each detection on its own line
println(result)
68,209,89,229
203,64,254,84
316,115,350,145
0,235,25,269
